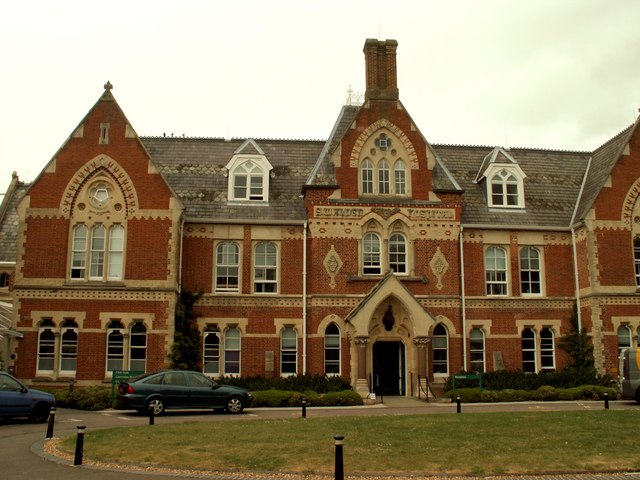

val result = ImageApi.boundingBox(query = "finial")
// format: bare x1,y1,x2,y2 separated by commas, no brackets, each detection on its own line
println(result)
104,81,113,91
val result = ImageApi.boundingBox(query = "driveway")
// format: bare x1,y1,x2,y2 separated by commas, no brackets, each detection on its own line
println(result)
2,398,640,479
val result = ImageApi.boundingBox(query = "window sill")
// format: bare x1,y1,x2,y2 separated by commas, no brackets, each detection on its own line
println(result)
347,275,428,284
64,281,126,288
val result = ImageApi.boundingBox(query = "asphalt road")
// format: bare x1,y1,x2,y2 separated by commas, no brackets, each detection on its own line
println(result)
2,398,640,480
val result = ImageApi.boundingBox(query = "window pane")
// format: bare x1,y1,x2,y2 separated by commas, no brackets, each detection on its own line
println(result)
389,233,407,274
540,328,555,370
216,242,240,292
363,233,381,275
71,225,87,278
324,323,340,374
378,159,390,194
281,327,297,374
203,332,220,374
224,328,241,375
38,328,55,372
394,161,406,195
60,329,78,372
254,242,277,293
362,160,373,194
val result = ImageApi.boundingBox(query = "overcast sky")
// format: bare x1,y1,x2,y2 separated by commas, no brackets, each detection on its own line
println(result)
2,0,639,194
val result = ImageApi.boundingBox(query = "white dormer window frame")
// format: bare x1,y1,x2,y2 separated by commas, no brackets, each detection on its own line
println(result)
226,139,273,203
484,164,526,209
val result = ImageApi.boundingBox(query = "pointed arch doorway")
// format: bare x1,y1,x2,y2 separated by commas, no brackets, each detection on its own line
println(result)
372,340,406,396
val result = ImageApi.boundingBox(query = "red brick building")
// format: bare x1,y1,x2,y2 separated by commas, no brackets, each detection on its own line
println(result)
1,39,639,397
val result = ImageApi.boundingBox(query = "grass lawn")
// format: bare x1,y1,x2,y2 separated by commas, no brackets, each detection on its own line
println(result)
59,410,640,476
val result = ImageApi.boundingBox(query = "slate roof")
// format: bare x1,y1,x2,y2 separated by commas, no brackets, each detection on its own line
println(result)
573,124,636,224
0,175,28,263
143,136,324,223
434,144,591,228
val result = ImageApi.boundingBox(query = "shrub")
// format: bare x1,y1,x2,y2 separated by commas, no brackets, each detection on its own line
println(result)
446,385,619,403
320,390,363,406
250,389,362,408
219,374,352,393
68,386,113,410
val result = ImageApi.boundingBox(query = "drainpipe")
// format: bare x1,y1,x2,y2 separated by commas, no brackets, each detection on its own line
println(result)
178,213,185,292
459,226,468,370
569,155,590,333
302,221,308,374
571,227,582,331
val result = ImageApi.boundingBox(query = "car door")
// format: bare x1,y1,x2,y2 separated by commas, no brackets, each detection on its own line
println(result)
0,374,31,416
158,371,189,408
185,372,221,408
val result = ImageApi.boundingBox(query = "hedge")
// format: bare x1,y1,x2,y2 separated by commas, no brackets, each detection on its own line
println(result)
447,385,619,403
250,389,363,407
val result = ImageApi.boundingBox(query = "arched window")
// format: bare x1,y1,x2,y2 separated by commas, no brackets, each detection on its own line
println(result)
224,327,241,375
491,169,519,206
281,327,297,375
361,159,374,194
363,233,381,275
232,160,265,201
89,225,106,279
203,330,220,375
71,225,87,279
216,242,240,292
520,247,541,295
378,159,390,194
37,320,56,373
485,246,508,295
254,242,277,293
324,323,340,375
469,328,485,373
60,320,78,374
522,328,536,373
618,325,632,355
432,324,449,375
106,321,124,373
129,322,147,372
388,233,407,274
108,225,124,280
540,328,555,370
394,160,406,195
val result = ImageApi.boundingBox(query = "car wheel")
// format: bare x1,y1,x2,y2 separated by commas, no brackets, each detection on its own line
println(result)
147,398,166,416
226,395,244,414
30,403,51,423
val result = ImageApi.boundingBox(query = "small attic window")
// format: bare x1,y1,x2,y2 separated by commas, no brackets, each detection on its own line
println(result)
476,148,526,209
226,139,273,204
491,169,520,207
100,123,110,145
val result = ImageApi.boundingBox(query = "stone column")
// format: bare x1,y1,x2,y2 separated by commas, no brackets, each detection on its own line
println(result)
355,336,370,397
413,336,430,398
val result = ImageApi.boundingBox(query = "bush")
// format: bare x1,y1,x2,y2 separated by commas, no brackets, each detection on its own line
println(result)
445,369,616,392
446,385,620,403
68,386,113,410
219,374,352,393
251,389,363,408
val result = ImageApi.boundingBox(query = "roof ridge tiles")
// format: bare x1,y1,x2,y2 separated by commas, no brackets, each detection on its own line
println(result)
432,143,589,154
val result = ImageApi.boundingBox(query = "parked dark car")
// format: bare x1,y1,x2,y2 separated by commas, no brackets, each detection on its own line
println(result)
0,371,55,423
116,370,252,415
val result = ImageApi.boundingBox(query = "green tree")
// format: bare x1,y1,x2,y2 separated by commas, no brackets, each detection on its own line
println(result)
168,290,202,370
558,306,597,385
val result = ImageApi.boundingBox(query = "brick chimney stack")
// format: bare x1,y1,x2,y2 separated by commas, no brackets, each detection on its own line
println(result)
363,38,399,101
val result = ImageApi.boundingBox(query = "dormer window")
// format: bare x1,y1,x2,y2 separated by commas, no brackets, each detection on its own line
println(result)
475,147,526,209
491,169,519,207
233,160,265,200
226,139,273,203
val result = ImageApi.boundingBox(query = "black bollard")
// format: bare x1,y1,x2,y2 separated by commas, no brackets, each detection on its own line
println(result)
45,406,56,439
302,398,307,419
456,395,461,414
149,405,155,425
604,392,609,410
333,434,345,480
73,425,86,466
